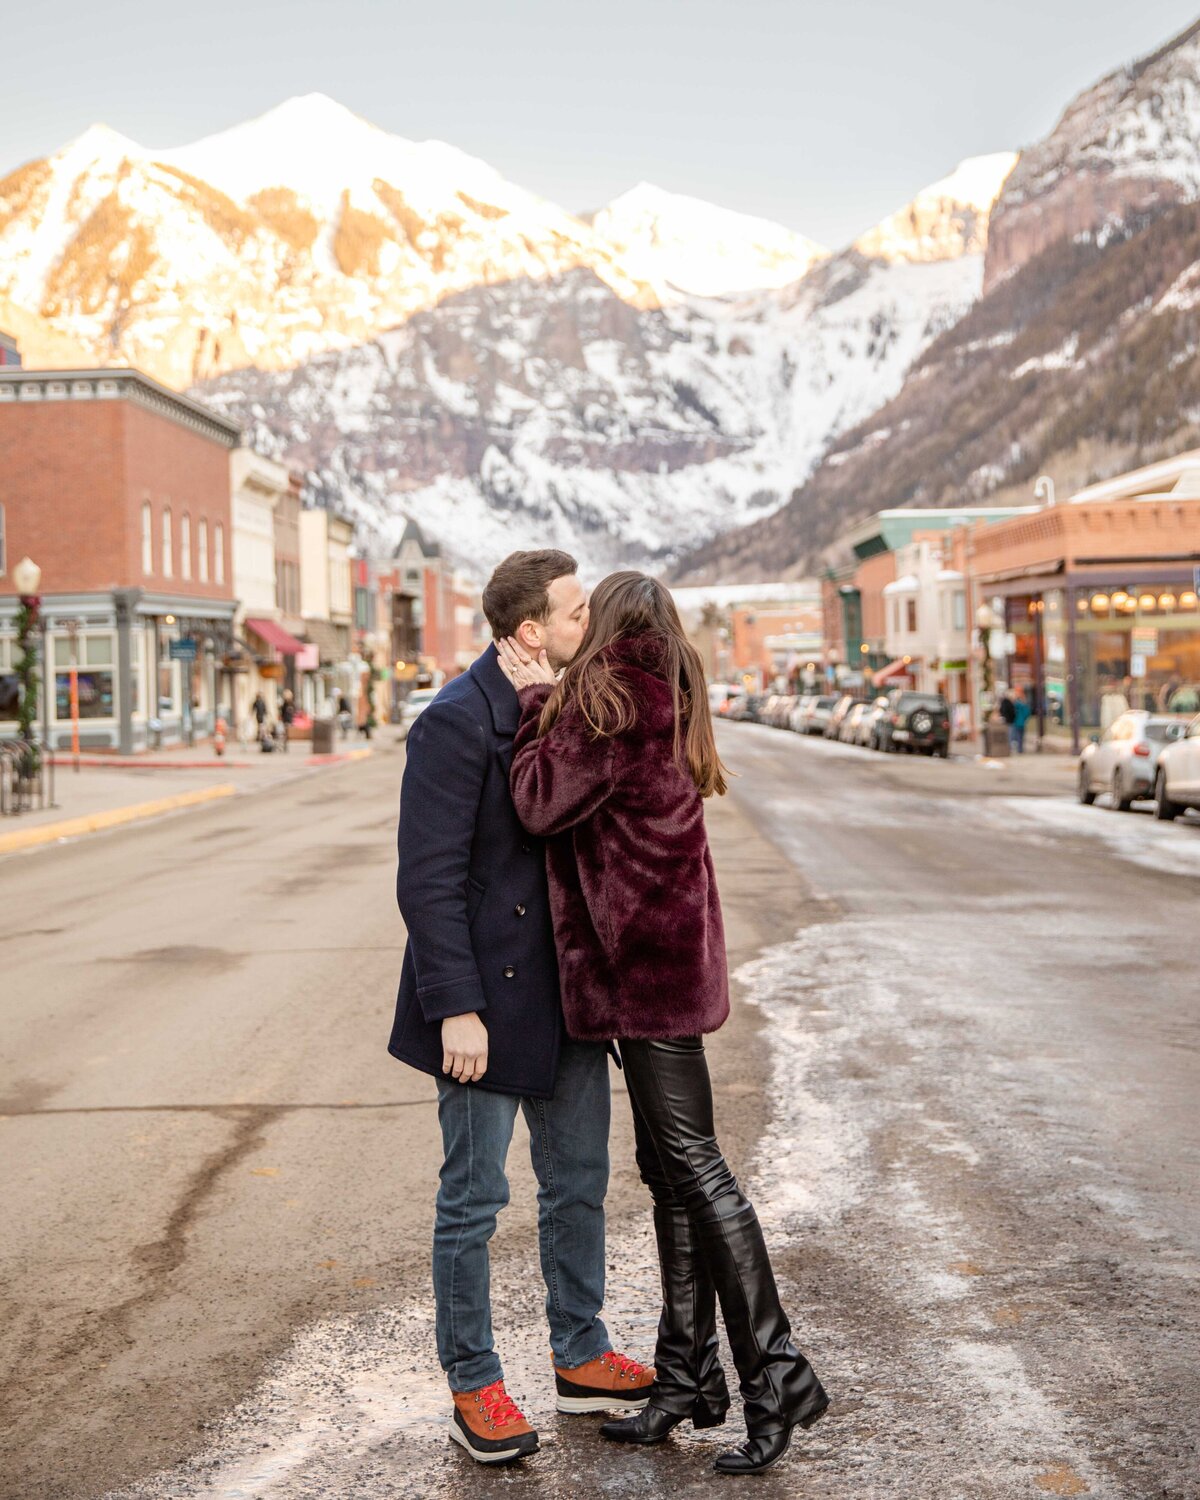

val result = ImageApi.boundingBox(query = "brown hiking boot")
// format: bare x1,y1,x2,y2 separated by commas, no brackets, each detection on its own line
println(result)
555,1351,656,1413
450,1380,539,1464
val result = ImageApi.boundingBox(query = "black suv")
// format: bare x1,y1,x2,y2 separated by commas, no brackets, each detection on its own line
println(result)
874,689,951,756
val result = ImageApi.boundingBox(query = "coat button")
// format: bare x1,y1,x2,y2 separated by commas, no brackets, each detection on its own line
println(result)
503,965,516,979
514,903,526,917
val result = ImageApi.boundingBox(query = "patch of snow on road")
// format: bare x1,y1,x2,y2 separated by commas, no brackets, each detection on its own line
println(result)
996,796,1200,878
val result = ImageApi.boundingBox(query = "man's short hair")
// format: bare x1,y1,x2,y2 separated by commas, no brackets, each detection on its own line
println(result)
482,550,578,639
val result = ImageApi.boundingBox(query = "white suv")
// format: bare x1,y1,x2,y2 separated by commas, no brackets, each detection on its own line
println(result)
1154,713,1200,820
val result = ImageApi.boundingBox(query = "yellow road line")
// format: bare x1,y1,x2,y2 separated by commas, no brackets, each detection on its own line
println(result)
0,784,237,854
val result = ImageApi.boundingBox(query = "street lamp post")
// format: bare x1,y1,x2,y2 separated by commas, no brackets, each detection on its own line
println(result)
976,601,1002,756
11,556,44,807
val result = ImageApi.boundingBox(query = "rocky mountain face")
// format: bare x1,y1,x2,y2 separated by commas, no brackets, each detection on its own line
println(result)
985,20,1200,289
0,94,1014,571
195,215,995,573
673,198,1200,583
13,19,1194,580
673,20,1200,582
0,96,654,388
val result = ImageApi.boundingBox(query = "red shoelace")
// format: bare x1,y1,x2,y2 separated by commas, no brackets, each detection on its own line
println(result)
475,1380,524,1429
603,1352,648,1380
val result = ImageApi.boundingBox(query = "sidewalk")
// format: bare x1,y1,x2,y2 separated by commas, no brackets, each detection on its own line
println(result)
0,733,393,855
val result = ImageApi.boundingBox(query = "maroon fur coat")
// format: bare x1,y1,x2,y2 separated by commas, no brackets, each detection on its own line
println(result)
510,635,730,1042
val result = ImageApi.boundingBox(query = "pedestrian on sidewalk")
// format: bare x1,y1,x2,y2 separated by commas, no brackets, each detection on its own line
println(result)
1009,687,1032,753
500,570,829,1478
279,689,295,752
389,550,653,1468
252,692,267,730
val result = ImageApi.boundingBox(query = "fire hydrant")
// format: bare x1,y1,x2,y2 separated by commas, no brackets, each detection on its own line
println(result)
214,714,228,757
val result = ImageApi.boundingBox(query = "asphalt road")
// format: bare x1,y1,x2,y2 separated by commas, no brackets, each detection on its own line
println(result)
2,728,1196,1499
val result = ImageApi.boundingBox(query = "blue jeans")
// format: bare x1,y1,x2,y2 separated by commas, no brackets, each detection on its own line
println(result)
433,1038,612,1391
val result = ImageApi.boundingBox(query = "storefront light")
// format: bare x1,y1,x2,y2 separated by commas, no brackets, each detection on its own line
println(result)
1090,593,1110,613
1138,593,1157,611
1076,596,1089,613
1120,595,1138,613
1181,591,1199,610
1111,590,1128,606
1158,592,1177,611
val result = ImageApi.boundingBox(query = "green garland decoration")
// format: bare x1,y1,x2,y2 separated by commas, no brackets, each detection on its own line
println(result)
14,598,41,779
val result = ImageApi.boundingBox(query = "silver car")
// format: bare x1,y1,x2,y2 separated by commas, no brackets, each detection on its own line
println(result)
399,687,439,735
1077,710,1188,810
839,702,869,743
1154,712,1200,819
856,696,890,747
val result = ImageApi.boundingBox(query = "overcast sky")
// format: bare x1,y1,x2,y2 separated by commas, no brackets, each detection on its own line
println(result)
3,1,1198,247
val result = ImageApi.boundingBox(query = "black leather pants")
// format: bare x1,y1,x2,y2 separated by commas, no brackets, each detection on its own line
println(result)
621,1036,826,1432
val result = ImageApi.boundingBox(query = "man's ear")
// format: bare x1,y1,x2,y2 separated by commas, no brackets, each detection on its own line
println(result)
515,620,544,652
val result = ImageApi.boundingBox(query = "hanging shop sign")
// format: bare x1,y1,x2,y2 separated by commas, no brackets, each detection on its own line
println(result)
1130,626,1158,655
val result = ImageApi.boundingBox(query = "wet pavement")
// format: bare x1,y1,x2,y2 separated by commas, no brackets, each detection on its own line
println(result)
2,728,1197,1498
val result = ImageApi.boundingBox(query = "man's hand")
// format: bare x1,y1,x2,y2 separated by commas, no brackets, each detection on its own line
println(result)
442,1012,489,1083
497,637,556,690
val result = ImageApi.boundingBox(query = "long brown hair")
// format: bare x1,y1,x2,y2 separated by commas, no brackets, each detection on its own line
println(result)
538,571,729,797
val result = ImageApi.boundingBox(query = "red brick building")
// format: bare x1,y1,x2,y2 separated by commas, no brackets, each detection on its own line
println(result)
0,368,241,751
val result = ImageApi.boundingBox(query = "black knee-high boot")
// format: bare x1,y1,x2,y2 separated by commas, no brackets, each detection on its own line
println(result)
619,1037,829,1469
682,1168,826,1433
646,1203,729,1423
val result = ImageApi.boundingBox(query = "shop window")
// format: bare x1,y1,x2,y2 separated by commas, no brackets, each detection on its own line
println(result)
214,523,225,584
142,502,153,575
181,514,192,579
198,518,209,582
906,599,918,633
162,508,173,577
55,632,115,722
952,592,965,631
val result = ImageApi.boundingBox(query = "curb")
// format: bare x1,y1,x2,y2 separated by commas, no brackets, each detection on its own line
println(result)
49,756,255,770
0,784,237,855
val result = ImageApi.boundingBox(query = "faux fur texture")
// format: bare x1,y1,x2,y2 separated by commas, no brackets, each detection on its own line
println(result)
510,634,730,1042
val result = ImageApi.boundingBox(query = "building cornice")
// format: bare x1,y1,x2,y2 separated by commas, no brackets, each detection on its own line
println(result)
0,367,242,448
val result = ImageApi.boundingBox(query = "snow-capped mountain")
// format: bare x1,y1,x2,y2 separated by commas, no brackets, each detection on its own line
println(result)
854,153,1018,264
1,97,1017,571
673,20,1200,583
986,18,1200,288
0,96,654,387
197,227,986,574
590,182,827,297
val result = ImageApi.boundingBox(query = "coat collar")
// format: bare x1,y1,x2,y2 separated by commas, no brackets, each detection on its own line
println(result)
470,642,520,736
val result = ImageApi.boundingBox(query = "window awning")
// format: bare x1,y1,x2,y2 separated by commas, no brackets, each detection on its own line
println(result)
245,618,307,657
873,658,918,685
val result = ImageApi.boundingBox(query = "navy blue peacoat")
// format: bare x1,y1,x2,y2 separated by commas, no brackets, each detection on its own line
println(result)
388,644,564,1099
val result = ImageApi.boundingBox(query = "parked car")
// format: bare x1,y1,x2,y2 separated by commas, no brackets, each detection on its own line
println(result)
1077,710,1188,810
398,687,439,734
729,692,766,722
804,694,841,736
1153,712,1200,819
856,696,890,747
789,694,817,733
839,702,869,743
707,682,742,716
824,693,857,739
874,689,951,756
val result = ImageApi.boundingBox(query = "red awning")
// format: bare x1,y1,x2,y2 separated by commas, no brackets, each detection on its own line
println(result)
873,658,917,686
245,618,307,657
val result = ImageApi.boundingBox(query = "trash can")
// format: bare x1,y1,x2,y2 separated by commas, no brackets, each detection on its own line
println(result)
311,717,336,755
